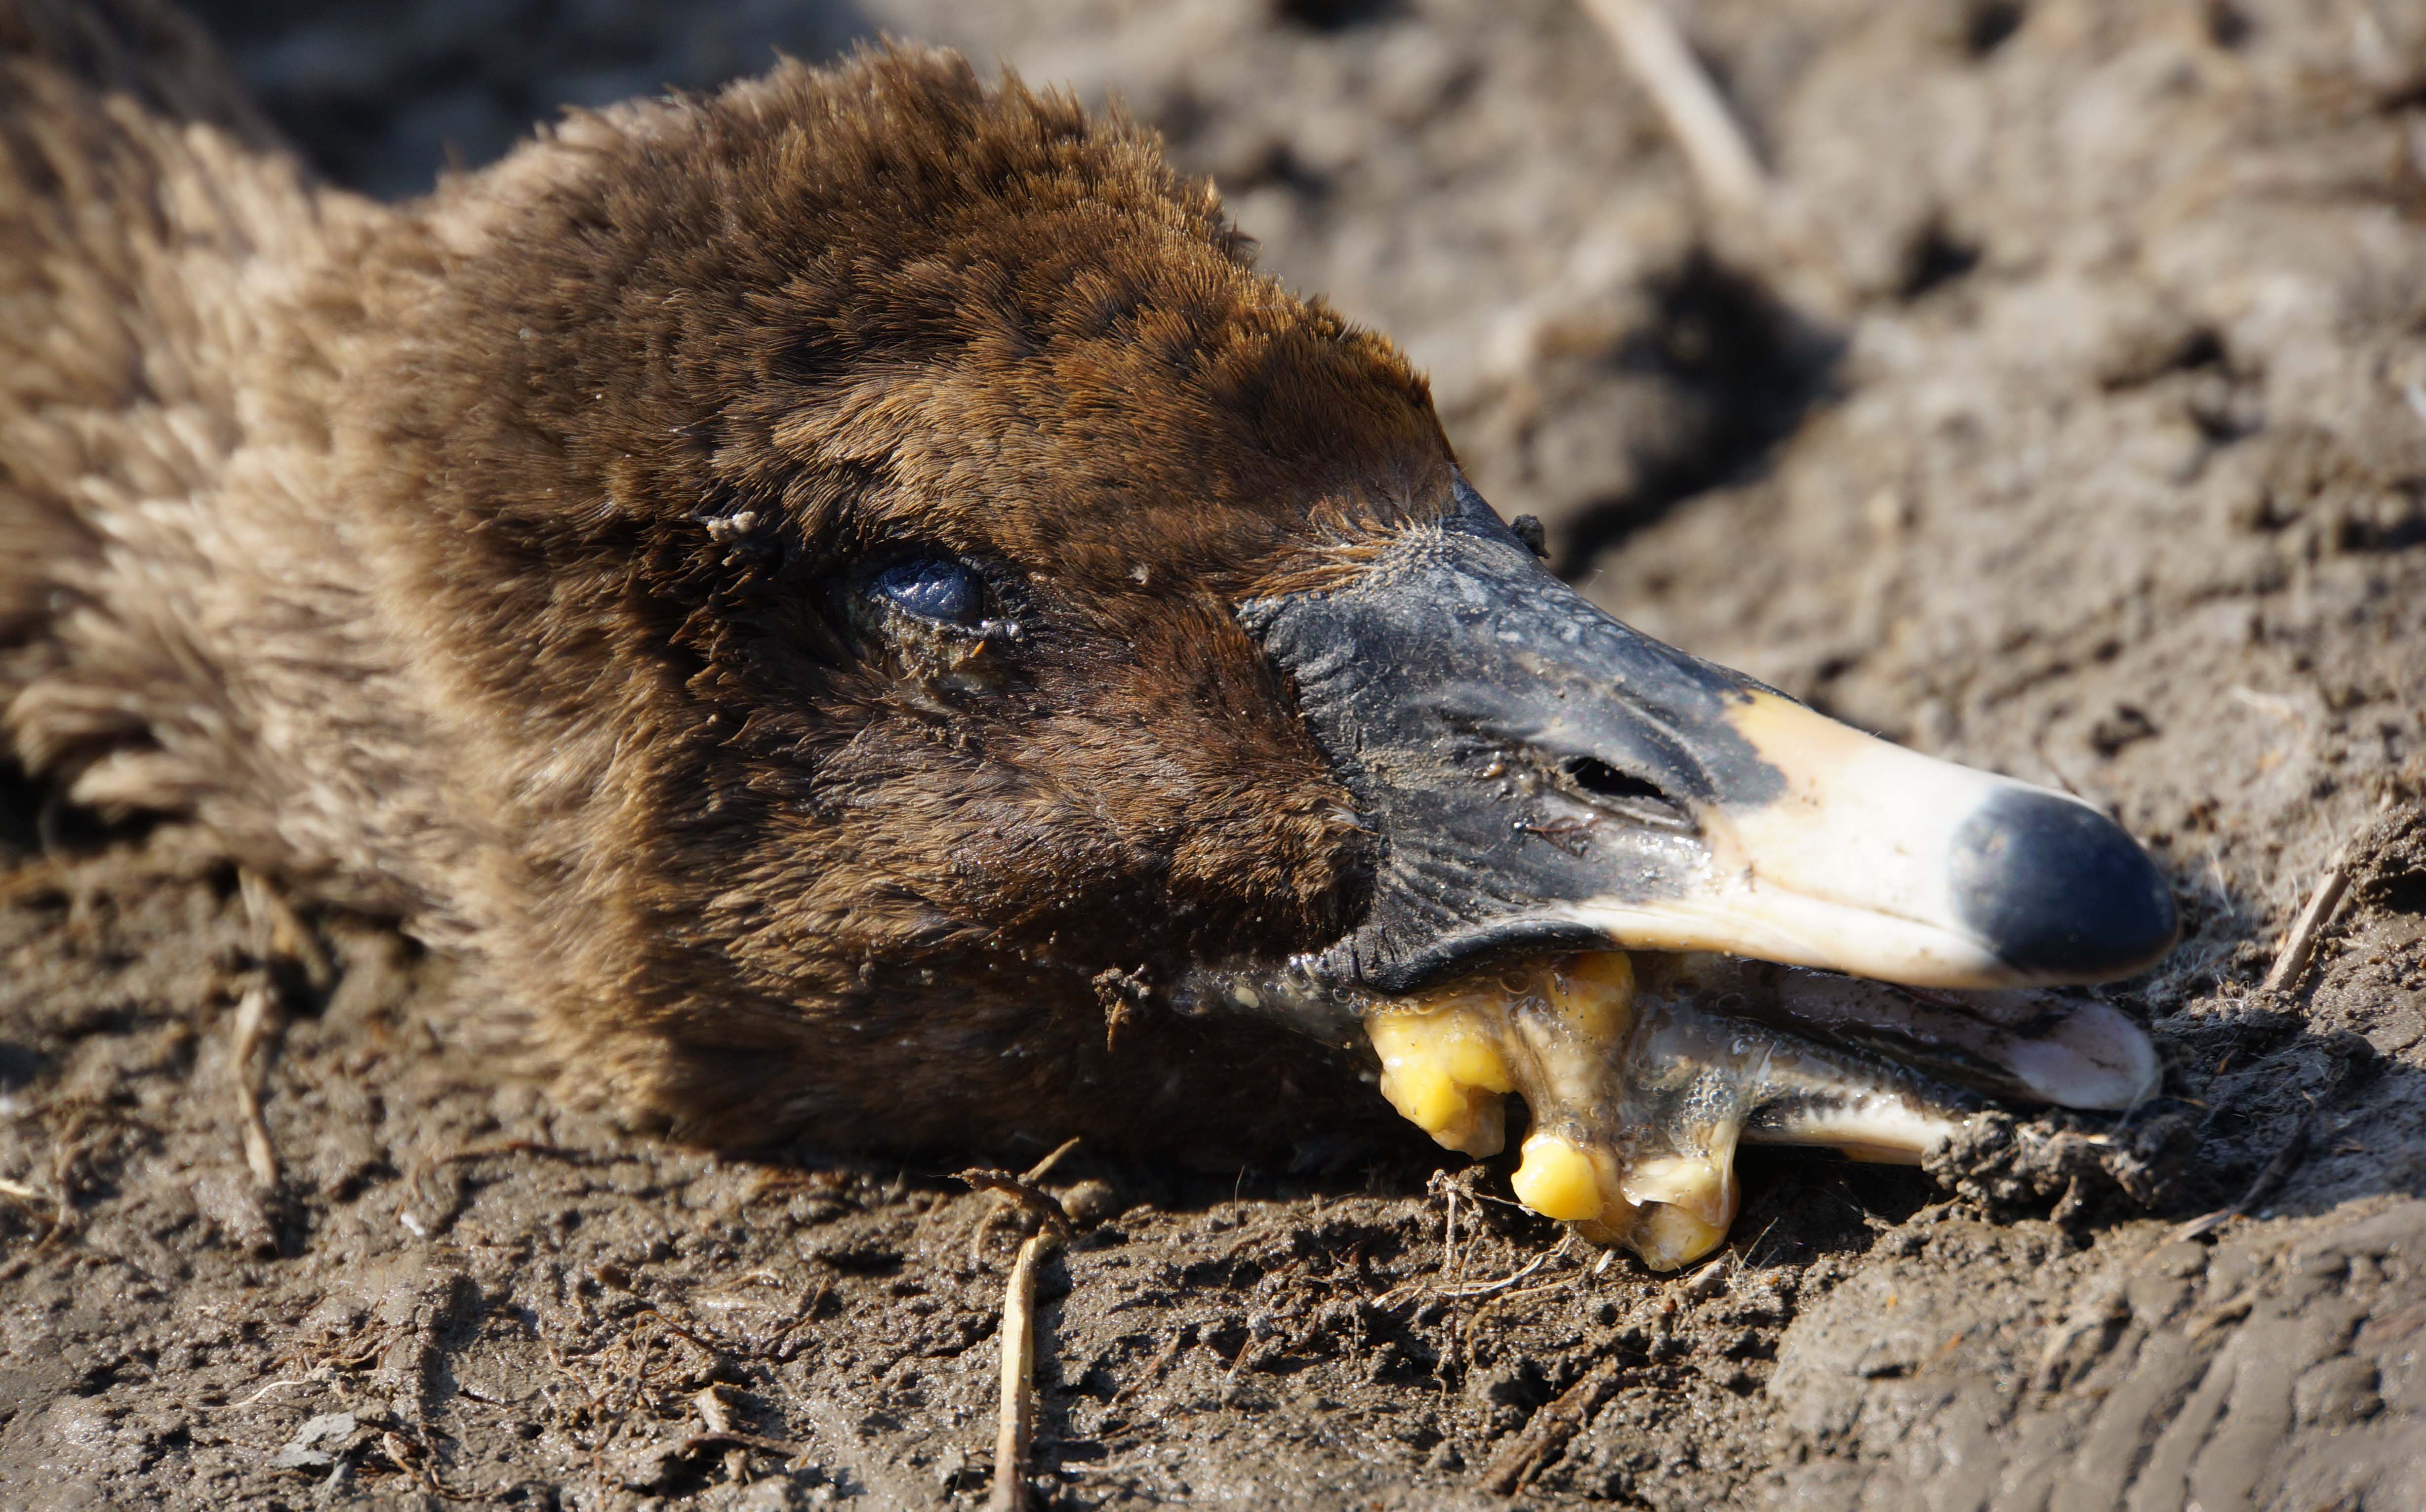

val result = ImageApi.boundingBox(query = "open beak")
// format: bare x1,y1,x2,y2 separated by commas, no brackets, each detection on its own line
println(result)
1231,479,2179,1266
1240,478,2178,998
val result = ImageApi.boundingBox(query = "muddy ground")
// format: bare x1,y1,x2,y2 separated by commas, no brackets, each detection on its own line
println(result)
6,0,2426,1507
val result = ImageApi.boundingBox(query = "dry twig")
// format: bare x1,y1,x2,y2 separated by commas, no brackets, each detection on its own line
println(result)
0,1137,76,1280
230,982,281,1190
230,867,325,1192
1577,0,1767,221
961,1169,1076,1238
240,867,333,990
964,1136,1083,1261
1482,1356,1622,1495
988,1231,1059,1512
230,1375,318,1407
2263,846,2354,993
1439,1238,1568,1299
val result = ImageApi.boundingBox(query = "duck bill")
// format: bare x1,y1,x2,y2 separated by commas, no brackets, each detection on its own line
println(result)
1237,482,2175,1265
1239,480,2181,1004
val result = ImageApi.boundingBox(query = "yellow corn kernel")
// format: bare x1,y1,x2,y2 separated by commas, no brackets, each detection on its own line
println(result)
1369,1011,1513,1109
1375,1055,1465,1138
1436,1025,1516,1094
1511,1132,1607,1222
1544,951,1634,1042
1369,1011,1510,1154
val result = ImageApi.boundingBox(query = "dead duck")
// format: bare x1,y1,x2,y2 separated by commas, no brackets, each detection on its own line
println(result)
1,1,2176,1267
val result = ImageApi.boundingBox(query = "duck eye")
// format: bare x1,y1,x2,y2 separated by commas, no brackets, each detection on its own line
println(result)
869,557,983,625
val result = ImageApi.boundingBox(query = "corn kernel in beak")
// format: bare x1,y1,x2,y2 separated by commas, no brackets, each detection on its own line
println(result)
1361,952,1973,1270
1511,1132,1606,1221
1369,1007,1514,1157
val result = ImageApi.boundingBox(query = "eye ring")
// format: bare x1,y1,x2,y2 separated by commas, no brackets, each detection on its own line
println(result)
868,555,985,627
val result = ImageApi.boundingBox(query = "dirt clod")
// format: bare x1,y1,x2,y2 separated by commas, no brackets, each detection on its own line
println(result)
1927,1106,2204,1222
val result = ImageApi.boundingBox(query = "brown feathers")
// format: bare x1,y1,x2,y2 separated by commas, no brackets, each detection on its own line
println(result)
2,1,1457,1154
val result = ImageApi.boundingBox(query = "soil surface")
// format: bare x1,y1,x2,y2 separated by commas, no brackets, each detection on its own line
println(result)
8,1,2426,1508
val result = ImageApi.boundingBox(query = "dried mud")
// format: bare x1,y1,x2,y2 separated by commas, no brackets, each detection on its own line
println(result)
7,1,2426,1508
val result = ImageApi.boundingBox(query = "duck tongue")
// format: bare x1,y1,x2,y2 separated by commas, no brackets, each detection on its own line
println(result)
1364,952,2155,1269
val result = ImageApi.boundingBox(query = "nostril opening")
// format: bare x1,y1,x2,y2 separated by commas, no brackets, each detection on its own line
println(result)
1564,757,1664,802
1561,758,1688,827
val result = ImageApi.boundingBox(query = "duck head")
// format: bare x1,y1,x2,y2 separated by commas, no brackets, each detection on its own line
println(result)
364,48,2174,1263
